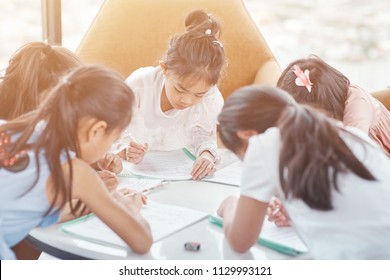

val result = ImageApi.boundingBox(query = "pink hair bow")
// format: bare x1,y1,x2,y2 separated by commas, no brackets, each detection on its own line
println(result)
293,65,313,93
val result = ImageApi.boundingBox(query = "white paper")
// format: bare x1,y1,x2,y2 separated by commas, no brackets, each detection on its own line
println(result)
122,150,193,180
61,200,208,249
117,177,164,193
260,219,308,253
204,161,242,186
210,214,308,253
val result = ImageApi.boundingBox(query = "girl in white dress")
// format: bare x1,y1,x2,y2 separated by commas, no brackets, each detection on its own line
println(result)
116,10,226,180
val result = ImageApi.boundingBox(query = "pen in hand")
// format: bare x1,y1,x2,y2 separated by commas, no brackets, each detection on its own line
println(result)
125,136,148,163
130,136,148,152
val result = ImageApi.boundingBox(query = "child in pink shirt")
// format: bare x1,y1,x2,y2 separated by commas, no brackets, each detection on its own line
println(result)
277,56,390,156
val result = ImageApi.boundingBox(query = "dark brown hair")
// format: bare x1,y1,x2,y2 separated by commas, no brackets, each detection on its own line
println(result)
163,9,226,85
218,85,375,210
0,65,134,215
0,41,81,120
277,56,350,121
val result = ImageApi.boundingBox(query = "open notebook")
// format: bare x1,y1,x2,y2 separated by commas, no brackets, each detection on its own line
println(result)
61,200,208,249
208,214,308,256
120,148,242,186
121,149,194,180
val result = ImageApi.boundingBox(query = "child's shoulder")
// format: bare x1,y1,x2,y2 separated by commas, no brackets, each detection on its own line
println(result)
245,128,281,163
250,127,281,148
127,66,159,80
348,84,370,99
126,66,162,87
347,83,379,107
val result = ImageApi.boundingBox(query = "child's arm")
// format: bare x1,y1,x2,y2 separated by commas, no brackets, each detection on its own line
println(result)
217,195,268,253
66,158,153,254
191,89,224,179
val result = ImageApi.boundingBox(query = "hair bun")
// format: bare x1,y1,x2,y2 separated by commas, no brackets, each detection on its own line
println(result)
184,9,220,37
185,10,209,28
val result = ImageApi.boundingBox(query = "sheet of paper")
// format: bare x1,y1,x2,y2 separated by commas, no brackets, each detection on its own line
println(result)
204,161,242,186
121,150,193,180
209,213,308,253
61,200,208,249
117,177,164,193
260,219,308,253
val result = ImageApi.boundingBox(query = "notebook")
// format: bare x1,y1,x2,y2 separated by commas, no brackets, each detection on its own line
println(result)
120,148,242,186
203,161,242,186
61,200,208,249
208,214,308,256
120,149,194,180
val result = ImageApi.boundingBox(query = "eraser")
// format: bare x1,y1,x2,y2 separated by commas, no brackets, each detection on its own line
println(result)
184,242,200,251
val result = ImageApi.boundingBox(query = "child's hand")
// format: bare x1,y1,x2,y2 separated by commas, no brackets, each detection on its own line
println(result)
97,153,123,174
113,188,147,211
97,170,119,192
191,151,216,180
125,140,148,164
217,195,238,218
267,197,290,227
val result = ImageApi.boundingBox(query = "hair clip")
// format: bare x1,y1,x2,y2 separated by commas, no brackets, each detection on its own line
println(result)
61,77,71,85
205,29,212,35
293,65,313,93
212,41,223,48
0,131,30,172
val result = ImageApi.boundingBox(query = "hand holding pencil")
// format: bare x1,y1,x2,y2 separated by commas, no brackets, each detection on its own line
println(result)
125,136,148,164
267,197,290,227
113,187,147,211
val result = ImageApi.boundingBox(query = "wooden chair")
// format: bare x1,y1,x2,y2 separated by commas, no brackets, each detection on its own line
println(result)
76,0,281,99
372,88,390,111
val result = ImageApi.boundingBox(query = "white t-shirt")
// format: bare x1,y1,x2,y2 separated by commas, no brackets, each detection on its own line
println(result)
114,66,224,158
241,126,390,259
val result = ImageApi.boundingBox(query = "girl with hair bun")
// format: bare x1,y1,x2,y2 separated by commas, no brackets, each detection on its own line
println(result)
116,9,226,180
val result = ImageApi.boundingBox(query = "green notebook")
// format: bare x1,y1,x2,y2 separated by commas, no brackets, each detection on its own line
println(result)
208,214,308,256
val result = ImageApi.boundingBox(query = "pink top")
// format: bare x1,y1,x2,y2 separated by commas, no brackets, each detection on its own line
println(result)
344,84,390,156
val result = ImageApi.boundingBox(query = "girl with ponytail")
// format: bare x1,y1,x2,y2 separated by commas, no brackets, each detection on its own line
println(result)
0,65,152,259
0,41,81,120
217,85,390,259
116,9,226,180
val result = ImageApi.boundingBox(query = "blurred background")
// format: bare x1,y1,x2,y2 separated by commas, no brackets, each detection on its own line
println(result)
1,0,389,91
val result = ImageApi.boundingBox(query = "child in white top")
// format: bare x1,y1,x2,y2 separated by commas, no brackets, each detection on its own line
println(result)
217,85,390,259
116,10,226,180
